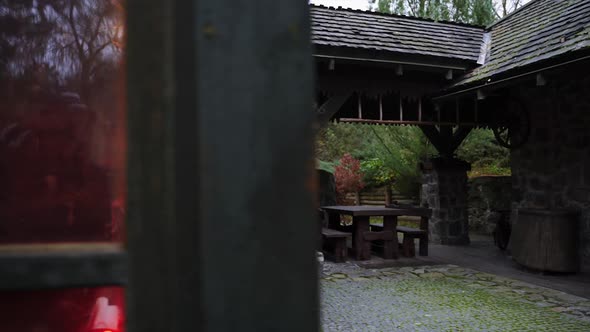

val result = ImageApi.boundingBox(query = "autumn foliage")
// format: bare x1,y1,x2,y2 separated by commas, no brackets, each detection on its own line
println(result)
334,153,365,203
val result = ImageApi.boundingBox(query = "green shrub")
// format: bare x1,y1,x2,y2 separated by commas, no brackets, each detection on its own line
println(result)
456,129,511,177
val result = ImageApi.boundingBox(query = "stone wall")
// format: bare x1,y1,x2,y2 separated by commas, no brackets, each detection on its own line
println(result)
510,70,590,272
421,158,470,245
468,176,511,234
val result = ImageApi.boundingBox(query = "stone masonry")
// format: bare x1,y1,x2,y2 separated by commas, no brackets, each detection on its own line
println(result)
420,157,471,245
510,70,590,272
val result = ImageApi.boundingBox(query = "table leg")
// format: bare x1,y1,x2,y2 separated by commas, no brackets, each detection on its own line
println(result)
353,216,370,260
419,216,429,256
383,215,398,259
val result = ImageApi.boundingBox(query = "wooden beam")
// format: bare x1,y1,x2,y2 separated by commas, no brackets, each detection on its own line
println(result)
316,92,353,125
418,98,422,122
379,95,383,120
396,64,403,76
0,244,126,290
419,125,472,158
340,118,479,127
314,45,472,71
358,94,362,118
399,95,403,121
420,125,448,156
363,231,395,241
449,126,473,153
317,64,448,94
445,69,453,80
477,89,486,100
536,73,546,86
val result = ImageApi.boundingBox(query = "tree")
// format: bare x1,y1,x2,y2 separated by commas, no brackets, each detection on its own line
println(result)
48,0,124,98
0,0,123,99
368,0,523,26
334,153,365,203
316,122,370,162
494,0,523,18
456,129,510,176
315,122,434,197
360,125,433,197
0,1,56,79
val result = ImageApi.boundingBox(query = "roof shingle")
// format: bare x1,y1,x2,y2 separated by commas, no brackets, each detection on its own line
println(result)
454,0,590,86
311,1,590,89
311,5,486,63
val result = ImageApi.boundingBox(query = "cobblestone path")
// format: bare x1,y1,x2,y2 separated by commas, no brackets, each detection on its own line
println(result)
321,263,590,331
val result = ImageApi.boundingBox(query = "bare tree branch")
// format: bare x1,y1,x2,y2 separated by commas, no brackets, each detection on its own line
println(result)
406,0,418,16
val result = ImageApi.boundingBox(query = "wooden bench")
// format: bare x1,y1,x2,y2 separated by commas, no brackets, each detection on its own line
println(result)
370,224,428,257
321,228,351,262
397,226,428,257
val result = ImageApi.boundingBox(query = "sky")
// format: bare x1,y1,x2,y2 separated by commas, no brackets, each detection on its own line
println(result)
310,0,370,10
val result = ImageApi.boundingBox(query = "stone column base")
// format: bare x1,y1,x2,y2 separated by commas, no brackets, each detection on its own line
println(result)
421,157,471,245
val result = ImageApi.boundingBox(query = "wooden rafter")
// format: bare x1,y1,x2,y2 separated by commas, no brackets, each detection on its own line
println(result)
316,91,353,125
420,125,473,158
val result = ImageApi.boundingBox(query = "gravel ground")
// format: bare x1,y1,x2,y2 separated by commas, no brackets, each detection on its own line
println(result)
320,262,590,331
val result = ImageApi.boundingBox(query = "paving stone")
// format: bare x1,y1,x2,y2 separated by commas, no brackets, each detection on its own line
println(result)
526,293,546,301
419,272,444,278
553,292,586,304
474,273,495,280
534,301,556,308
445,267,468,275
352,277,370,282
552,307,569,313
321,262,590,331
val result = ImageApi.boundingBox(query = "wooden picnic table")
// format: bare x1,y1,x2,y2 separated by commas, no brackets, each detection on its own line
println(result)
320,205,431,261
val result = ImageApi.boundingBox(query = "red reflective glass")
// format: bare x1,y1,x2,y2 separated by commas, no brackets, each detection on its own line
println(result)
0,1,126,244
1,287,125,332
1,2,127,331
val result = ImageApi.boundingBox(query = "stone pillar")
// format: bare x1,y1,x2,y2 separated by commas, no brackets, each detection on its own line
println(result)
420,157,471,245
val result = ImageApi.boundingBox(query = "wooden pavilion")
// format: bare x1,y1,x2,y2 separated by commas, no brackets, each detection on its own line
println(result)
312,0,590,272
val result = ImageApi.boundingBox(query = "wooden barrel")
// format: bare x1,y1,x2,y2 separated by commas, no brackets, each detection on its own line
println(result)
512,209,580,273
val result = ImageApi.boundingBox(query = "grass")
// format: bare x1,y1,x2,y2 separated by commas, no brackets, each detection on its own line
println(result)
369,216,420,228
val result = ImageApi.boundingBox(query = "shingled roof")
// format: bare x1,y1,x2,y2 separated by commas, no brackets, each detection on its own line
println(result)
454,0,590,87
311,5,486,63
311,0,590,90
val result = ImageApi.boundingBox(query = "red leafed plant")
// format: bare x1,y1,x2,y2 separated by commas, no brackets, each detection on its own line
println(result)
334,153,365,204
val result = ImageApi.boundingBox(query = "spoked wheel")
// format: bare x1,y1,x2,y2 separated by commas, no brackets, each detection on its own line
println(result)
493,211,512,251
492,97,530,149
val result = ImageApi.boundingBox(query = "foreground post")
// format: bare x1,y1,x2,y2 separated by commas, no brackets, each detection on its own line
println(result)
127,1,317,331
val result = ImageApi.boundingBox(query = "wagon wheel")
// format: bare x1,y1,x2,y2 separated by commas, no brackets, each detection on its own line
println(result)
493,211,511,251
492,97,530,149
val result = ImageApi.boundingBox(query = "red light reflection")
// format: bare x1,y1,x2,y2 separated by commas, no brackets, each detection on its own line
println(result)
1,287,125,332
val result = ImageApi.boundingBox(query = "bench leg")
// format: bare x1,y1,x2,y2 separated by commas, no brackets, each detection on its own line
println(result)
334,238,347,263
383,215,398,259
419,235,428,256
402,236,414,257
322,237,348,263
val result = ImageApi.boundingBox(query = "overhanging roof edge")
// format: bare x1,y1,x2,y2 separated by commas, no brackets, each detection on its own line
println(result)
313,45,477,71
